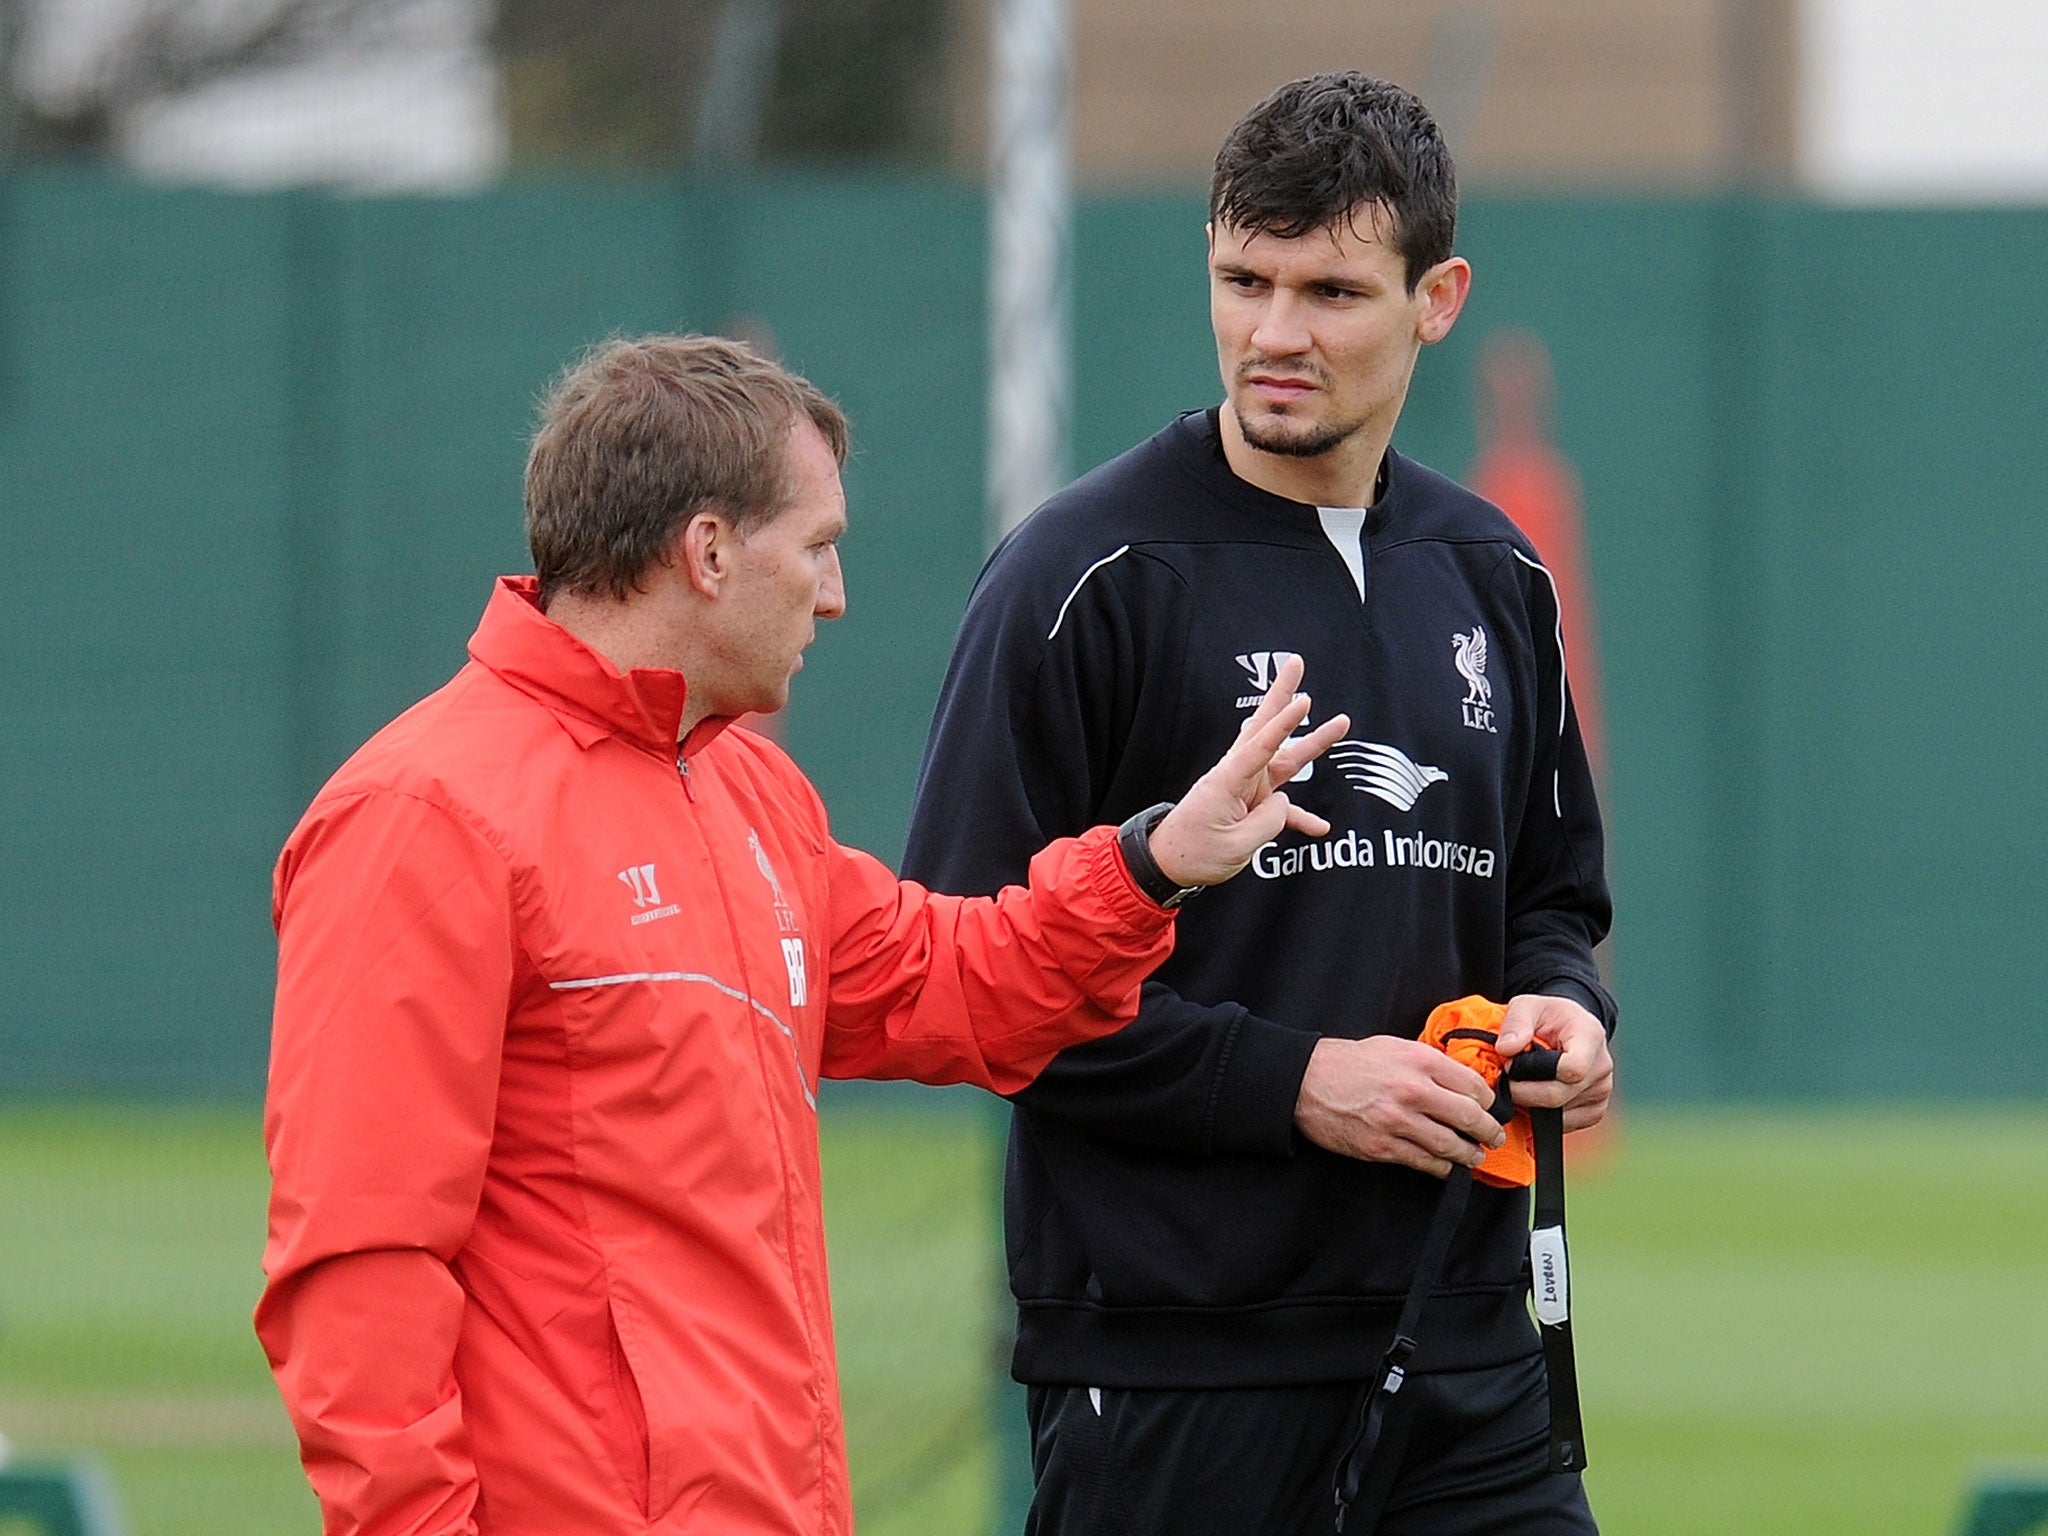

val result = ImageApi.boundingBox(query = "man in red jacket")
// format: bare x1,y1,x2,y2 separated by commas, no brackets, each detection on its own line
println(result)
258,334,1361,1536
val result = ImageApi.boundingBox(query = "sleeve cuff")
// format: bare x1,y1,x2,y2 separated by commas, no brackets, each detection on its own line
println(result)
1202,1010,1322,1158
1537,977,1614,1035
1084,823,1179,928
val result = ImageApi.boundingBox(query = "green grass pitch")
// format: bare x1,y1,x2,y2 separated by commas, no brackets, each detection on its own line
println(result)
0,1100,2041,1535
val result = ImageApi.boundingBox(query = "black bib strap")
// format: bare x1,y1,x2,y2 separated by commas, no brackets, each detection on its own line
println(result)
1332,1161,1474,1532
1527,1101,1586,1473
1332,1047,1587,1535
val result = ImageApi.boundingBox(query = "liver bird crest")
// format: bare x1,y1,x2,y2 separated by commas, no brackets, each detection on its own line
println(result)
1453,626,1491,707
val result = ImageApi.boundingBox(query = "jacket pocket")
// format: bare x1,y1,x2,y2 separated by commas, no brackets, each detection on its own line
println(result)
598,1296,653,1517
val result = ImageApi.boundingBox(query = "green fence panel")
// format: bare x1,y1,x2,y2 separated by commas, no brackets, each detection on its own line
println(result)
0,1460,127,1536
714,175,990,864
3,171,2047,1100
1,175,299,1096
305,184,695,795
1749,207,2048,1100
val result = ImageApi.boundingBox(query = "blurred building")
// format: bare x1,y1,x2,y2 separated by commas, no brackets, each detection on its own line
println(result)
5,0,2048,197
492,0,1803,186
495,0,953,168
980,0,1800,188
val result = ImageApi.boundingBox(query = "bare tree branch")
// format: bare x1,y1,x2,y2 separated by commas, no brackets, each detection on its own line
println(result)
101,0,419,99
21,0,458,156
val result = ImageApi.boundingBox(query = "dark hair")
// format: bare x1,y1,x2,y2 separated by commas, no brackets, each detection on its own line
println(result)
1209,72,1457,291
525,334,849,606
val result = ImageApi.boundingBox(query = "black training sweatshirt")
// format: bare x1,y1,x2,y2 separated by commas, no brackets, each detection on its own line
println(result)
901,409,1615,1389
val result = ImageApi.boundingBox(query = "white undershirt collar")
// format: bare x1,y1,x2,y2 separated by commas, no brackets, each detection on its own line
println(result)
1316,506,1369,601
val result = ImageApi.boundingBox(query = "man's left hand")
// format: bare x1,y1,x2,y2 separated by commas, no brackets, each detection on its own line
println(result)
1496,994,1613,1134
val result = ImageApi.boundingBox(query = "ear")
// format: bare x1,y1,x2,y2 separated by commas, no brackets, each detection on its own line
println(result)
676,510,734,599
1414,256,1472,345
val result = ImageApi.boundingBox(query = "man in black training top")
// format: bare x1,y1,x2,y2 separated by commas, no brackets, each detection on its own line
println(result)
901,73,1617,1536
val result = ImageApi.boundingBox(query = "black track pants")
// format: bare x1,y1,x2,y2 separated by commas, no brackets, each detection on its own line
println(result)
1021,1354,1596,1536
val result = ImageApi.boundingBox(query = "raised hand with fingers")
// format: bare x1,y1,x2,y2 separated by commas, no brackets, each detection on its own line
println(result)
1145,653,1350,889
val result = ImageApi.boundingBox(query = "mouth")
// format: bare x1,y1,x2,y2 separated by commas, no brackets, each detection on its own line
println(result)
1244,372,1320,404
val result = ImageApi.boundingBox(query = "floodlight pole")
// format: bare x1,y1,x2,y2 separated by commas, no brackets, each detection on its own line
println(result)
0,0,21,165
0,0,20,420
987,0,1073,543
987,13,1075,1528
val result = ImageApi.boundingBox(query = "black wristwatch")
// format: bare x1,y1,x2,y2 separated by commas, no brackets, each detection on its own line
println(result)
1116,801,1201,910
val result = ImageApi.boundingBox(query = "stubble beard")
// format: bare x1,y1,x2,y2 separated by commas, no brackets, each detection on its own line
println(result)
1236,402,1363,460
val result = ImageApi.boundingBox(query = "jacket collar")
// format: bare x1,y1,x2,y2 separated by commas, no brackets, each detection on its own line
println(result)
467,576,736,758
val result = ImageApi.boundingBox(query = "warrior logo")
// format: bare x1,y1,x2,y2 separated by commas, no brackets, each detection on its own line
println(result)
619,862,680,926
1453,627,1497,733
1234,649,1300,708
619,863,662,907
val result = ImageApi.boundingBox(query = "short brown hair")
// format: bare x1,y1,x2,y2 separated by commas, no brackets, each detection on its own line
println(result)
1210,73,1457,292
525,334,850,605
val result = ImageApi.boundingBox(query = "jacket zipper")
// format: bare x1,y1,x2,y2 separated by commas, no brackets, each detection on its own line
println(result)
686,749,830,1482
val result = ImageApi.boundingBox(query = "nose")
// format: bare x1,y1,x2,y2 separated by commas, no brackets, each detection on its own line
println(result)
816,547,847,619
1249,291,1311,358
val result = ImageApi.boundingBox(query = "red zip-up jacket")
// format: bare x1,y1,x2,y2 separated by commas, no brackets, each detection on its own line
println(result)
258,577,1176,1535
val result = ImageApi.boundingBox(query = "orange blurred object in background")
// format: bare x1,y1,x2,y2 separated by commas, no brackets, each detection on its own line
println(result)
1470,331,1617,1174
